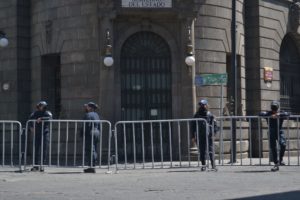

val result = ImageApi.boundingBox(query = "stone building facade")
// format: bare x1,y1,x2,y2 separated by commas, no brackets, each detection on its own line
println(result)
0,0,299,123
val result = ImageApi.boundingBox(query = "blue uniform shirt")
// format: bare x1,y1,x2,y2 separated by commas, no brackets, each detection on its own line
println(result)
82,111,101,137
259,111,289,131
29,110,53,133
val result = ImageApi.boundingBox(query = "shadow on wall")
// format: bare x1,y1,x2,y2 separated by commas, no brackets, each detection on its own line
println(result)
229,190,300,200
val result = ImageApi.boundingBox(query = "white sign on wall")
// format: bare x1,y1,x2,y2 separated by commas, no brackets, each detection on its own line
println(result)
122,0,172,8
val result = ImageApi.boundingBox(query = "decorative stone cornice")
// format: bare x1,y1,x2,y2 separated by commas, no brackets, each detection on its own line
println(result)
173,0,202,19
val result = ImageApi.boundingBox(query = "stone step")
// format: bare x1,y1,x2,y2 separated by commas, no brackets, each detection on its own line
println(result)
261,140,300,151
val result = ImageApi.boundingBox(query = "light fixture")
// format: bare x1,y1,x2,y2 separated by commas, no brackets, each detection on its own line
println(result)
104,56,114,67
2,82,10,91
0,31,9,48
103,29,114,67
185,55,195,67
185,26,195,67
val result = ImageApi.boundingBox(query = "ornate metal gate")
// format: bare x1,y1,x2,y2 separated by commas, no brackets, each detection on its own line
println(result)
119,31,172,161
120,31,172,121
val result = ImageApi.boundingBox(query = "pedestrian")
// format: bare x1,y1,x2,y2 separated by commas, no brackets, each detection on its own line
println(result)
191,99,218,171
81,102,101,173
259,100,290,172
29,101,52,172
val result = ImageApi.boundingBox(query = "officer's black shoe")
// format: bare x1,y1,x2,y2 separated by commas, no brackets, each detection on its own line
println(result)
84,168,96,173
30,166,39,172
211,166,218,172
271,164,279,172
201,166,206,171
280,161,286,166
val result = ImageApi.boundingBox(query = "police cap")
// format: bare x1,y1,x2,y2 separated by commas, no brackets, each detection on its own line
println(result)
198,99,208,106
84,102,98,110
37,101,48,108
271,100,279,109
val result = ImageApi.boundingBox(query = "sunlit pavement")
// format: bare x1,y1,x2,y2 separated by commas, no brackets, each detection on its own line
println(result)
0,165,300,200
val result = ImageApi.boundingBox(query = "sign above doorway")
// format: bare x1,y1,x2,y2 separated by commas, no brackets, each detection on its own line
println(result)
122,0,172,8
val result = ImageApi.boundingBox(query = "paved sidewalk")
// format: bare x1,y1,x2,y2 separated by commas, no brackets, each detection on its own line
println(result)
0,166,300,200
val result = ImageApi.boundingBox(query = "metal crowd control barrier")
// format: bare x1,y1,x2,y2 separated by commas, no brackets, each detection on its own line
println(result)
0,121,22,171
2,115,299,173
279,115,300,166
113,118,210,171
24,120,112,172
215,115,300,166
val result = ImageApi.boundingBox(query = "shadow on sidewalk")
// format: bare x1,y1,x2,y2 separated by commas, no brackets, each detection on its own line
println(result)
228,190,300,200
233,170,272,173
167,169,200,173
47,172,83,174
0,170,23,173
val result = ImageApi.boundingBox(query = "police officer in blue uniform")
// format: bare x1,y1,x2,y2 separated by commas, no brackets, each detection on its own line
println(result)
29,101,52,172
192,99,218,171
81,102,101,173
259,100,290,172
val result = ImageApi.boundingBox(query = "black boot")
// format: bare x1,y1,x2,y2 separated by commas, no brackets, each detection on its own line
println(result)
201,166,206,171
271,164,279,172
30,166,39,172
280,159,286,166
84,168,96,173
211,163,218,172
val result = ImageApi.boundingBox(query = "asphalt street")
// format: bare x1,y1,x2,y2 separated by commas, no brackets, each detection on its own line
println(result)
0,166,300,200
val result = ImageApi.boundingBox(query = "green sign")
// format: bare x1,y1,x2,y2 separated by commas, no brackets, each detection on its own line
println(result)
195,74,227,86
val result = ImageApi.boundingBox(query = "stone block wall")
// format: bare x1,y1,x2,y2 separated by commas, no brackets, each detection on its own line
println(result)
30,0,100,119
194,0,246,116
0,0,18,120
258,0,291,111
245,0,300,157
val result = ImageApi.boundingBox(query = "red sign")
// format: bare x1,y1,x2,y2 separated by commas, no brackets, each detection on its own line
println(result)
264,67,273,82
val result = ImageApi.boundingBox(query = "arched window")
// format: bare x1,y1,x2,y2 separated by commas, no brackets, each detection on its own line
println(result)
280,35,300,113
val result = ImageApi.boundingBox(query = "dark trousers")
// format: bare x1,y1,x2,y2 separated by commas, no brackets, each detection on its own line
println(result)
34,133,49,165
85,131,99,167
199,133,215,167
269,129,286,164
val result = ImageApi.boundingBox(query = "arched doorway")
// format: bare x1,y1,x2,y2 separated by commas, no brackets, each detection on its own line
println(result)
119,31,173,160
120,31,172,120
280,35,300,113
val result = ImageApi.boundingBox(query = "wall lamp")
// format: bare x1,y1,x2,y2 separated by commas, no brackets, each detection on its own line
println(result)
103,29,114,67
185,26,195,67
0,31,9,48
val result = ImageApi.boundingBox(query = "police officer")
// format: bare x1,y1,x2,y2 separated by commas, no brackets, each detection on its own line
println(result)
192,99,218,171
81,102,101,173
29,101,52,172
259,100,290,172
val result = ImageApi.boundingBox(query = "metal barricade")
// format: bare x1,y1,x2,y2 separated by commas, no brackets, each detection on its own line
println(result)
215,115,300,166
216,116,260,166
24,120,112,172
0,121,22,171
277,115,300,166
113,118,210,171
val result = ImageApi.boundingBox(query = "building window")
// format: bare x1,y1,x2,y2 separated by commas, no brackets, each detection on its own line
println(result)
41,54,61,118
280,35,300,114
